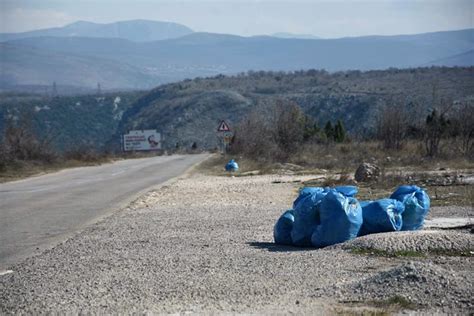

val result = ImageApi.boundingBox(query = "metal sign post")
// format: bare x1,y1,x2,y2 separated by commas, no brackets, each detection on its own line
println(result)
217,120,232,154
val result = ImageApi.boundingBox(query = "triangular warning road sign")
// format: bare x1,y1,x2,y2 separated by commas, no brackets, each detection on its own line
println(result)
217,120,231,132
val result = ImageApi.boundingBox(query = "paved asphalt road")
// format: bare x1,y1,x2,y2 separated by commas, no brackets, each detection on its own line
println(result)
0,154,209,269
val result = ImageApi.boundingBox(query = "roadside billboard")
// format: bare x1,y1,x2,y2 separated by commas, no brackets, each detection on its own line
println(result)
123,130,161,151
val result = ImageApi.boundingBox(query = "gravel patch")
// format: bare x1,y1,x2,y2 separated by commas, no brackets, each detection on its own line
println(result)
338,261,473,313
342,230,473,255
0,173,472,314
428,205,473,218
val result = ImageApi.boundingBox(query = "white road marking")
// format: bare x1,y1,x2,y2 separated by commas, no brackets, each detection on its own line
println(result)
0,270,14,276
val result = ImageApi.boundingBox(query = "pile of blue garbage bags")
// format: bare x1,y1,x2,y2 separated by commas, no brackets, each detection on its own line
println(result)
274,185,430,247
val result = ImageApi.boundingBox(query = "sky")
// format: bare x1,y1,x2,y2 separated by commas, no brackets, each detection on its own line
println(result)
0,0,472,38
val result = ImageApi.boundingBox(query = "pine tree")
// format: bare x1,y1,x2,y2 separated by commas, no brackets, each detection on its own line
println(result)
334,120,346,143
324,121,334,141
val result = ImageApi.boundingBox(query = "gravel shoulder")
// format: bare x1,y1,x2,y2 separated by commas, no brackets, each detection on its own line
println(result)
1,173,472,314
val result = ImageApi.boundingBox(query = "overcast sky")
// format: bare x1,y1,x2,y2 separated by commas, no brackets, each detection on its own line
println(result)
1,0,472,38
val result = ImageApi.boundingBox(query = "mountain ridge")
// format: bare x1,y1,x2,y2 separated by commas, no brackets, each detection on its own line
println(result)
0,20,194,42
1,28,473,91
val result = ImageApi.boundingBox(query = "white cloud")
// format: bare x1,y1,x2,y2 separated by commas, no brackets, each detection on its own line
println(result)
0,8,75,33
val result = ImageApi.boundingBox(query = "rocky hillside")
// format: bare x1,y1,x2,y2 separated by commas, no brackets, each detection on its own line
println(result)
117,67,474,150
1,67,473,152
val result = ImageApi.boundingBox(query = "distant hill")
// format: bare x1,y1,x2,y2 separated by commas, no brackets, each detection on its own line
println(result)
115,67,474,150
0,91,144,151
427,50,474,67
0,43,158,90
271,32,321,40
1,28,473,90
1,67,472,152
0,20,194,42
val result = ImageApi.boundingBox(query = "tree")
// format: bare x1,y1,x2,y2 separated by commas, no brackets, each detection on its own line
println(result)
303,118,321,142
452,103,474,156
1,112,56,162
272,100,306,156
334,120,346,143
324,121,334,141
424,109,450,157
376,104,408,150
231,100,309,161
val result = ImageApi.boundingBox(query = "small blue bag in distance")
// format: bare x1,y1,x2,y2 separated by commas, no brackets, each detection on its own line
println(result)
225,159,239,171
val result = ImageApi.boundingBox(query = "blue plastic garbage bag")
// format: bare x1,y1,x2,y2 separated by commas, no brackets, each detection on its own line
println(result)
311,190,362,248
335,186,358,197
291,188,329,246
292,187,327,209
273,210,295,245
358,199,405,236
359,200,372,208
390,185,430,231
292,186,357,209
225,159,239,171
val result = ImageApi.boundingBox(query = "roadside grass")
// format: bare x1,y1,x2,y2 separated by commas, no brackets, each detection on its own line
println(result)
0,151,169,183
369,295,418,310
290,141,474,172
199,150,473,207
336,295,417,315
302,175,474,207
0,158,112,183
350,247,473,258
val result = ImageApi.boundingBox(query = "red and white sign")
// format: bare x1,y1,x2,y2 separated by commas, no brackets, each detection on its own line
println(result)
217,120,231,132
123,129,161,151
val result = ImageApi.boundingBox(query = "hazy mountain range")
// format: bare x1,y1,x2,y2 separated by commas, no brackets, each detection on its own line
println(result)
271,32,321,40
0,20,194,42
0,20,473,91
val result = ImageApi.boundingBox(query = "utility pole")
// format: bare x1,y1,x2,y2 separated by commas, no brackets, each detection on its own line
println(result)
52,81,58,97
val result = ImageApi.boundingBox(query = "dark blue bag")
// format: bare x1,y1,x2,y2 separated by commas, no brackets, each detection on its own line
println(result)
311,190,362,248
359,199,405,236
273,210,295,245
390,185,430,231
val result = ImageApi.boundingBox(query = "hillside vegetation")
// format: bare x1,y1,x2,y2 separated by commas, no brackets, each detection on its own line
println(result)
117,67,474,150
0,91,143,151
1,67,473,155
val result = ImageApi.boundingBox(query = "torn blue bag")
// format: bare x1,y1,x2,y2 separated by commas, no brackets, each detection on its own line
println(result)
390,185,430,231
